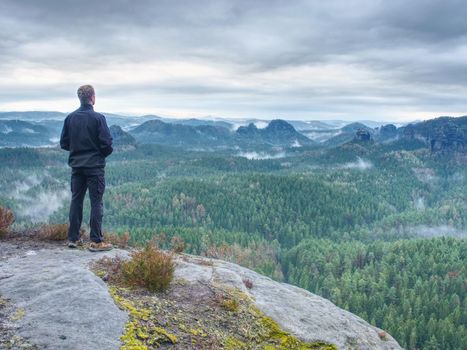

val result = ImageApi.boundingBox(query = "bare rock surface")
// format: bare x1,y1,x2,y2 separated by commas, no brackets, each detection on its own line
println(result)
0,241,128,350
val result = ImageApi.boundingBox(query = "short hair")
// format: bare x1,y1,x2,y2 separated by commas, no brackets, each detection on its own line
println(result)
77,85,95,104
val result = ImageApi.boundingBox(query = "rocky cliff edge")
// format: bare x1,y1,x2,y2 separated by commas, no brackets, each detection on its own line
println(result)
0,240,401,350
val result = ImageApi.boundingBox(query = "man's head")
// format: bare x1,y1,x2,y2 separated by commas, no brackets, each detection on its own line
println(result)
77,85,95,105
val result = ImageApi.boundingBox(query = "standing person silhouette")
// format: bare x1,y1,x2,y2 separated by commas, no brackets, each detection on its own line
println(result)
60,85,113,251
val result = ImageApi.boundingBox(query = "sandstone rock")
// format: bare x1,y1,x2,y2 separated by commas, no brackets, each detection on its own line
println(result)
354,128,371,142
0,244,128,350
0,243,401,350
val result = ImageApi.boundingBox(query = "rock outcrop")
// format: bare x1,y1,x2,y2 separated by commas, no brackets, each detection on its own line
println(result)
398,116,467,153
354,128,372,142
0,241,401,350
0,242,128,350
378,124,398,140
429,121,465,153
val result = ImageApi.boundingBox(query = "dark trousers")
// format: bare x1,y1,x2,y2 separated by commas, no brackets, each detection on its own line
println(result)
68,167,106,243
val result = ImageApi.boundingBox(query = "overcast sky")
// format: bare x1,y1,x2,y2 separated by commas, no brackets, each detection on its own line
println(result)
1,0,467,121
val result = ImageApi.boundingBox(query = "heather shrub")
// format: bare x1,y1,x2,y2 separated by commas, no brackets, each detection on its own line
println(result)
121,243,174,292
37,224,69,240
37,224,88,241
94,255,126,284
0,206,15,237
104,231,130,248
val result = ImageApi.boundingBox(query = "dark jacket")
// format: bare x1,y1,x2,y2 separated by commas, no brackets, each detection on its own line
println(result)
60,104,113,168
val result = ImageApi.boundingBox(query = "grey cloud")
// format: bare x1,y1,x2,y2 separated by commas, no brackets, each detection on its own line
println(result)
1,1,463,65
1,0,467,119
377,1,467,41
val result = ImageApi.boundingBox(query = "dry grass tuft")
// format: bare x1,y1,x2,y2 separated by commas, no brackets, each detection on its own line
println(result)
36,224,88,241
37,224,69,241
94,255,126,284
0,206,15,237
121,243,175,292
104,231,131,248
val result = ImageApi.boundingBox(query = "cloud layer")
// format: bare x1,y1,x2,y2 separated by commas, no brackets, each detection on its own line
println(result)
1,0,467,120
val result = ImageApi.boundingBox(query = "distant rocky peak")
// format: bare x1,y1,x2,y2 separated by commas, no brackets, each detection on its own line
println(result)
266,119,296,133
379,124,397,139
355,128,372,142
236,122,260,135
246,122,258,130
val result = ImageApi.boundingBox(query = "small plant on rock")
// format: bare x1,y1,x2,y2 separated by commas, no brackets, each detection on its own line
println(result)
37,224,69,241
94,255,126,284
121,243,175,292
0,206,15,237
104,231,130,248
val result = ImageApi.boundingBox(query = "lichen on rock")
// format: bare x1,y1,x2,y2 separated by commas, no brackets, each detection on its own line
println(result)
93,255,337,350
0,295,38,349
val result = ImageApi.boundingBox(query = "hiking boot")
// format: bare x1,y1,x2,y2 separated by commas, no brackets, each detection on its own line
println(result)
88,241,113,252
68,239,84,249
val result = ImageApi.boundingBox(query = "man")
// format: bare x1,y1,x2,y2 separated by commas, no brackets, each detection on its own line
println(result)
60,85,113,252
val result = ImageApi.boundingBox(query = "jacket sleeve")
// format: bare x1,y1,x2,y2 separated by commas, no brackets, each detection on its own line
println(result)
60,117,70,151
98,115,113,157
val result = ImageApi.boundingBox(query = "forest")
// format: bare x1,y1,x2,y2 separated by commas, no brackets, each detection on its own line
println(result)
0,137,466,349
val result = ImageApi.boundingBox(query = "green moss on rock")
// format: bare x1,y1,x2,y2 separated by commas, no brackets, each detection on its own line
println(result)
109,287,177,349
94,256,337,350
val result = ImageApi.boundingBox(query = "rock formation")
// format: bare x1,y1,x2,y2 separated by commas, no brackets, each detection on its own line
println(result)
176,254,401,350
398,116,467,153
430,121,465,153
379,124,397,140
354,128,371,142
0,241,401,350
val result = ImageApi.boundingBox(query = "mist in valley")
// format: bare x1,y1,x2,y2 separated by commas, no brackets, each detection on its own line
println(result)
6,172,69,223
